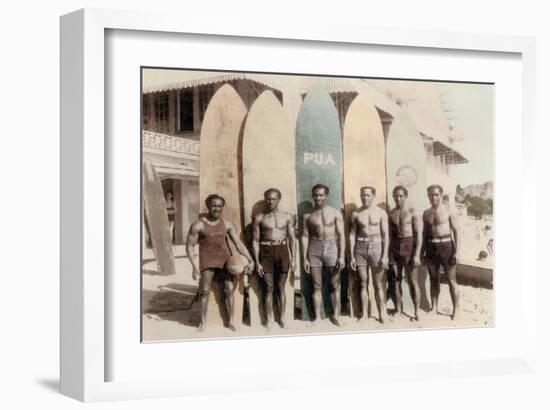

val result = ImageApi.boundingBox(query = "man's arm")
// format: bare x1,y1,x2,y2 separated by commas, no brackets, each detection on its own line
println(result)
226,221,254,269
186,221,201,280
412,210,423,266
286,214,297,273
380,210,389,269
449,211,461,262
420,210,429,262
349,211,358,270
302,214,310,273
335,210,345,271
252,215,263,276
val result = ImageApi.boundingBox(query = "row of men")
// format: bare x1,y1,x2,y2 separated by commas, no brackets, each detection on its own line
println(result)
186,183,460,331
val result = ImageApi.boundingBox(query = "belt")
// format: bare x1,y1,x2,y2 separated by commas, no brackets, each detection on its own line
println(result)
357,235,381,242
260,239,287,246
429,237,452,244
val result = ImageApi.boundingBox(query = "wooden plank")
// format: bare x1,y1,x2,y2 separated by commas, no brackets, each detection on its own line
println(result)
386,112,429,316
142,160,176,276
242,90,297,326
199,84,247,327
342,95,386,319
295,85,343,320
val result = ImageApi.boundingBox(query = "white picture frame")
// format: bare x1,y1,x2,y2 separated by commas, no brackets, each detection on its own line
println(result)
60,8,537,402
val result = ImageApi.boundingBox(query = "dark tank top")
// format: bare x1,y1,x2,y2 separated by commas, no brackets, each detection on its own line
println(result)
198,217,231,271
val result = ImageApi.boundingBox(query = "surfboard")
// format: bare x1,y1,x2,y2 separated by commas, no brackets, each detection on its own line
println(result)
296,85,343,321
242,90,297,327
199,83,247,327
342,94,386,319
142,159,176,276
385,111,429,317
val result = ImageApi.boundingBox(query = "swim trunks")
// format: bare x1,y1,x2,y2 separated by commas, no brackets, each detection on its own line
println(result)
354,234,382,266
307,238,338,267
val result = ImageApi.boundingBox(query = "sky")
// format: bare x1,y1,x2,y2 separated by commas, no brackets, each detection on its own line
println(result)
438,82,494,187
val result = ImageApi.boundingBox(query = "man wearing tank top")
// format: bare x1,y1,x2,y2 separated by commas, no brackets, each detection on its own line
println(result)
349,186,389,324
421,185,461,320
302,184,345,326
186,194,254,332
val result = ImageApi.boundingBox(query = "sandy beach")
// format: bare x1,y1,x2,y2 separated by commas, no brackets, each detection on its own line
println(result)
142,245,494,342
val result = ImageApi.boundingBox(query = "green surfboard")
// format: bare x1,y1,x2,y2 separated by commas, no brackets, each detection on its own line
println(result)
386,112,429,316
296,85,343,321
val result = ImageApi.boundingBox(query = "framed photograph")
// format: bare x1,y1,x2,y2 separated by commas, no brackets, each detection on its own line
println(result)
60,8,537,402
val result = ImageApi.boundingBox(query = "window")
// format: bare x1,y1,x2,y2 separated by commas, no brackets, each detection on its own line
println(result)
179,89,194,132
154,93,169,123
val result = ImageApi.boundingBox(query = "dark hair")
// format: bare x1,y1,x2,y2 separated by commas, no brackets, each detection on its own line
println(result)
392,185,408,197
311,184,329,195
360,186,376,196
205,194,226,207
264,188,282,199
427,184,444,195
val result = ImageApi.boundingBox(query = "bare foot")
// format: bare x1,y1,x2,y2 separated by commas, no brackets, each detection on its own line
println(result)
197,323,206,332
330,317,342,327
357,315,368,324
278,320,286,329
379,316,386,324
227,323,237,332
265,321,274,331
312,318,321,327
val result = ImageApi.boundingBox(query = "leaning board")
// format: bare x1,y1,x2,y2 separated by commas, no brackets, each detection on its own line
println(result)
342,95,386,319
296,85,343,321
199,84,247,327
242,90,297,326
142,159,176,276
385,111,429,316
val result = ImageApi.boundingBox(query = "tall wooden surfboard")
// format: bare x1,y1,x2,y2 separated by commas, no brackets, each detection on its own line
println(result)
143,159,176,276
199,84,247,327
342,94,386,319
385,111,429,316
242,90,297,327
296,85,343,321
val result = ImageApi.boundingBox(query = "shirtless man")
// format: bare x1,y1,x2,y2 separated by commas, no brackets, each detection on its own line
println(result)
388,185,423,321
302,184,345,326
186,194,254,331
252,188,297,330
421,185,461,320
349,186,389,323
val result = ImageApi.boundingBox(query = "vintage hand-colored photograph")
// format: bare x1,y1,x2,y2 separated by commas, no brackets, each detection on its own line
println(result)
141,68,494,342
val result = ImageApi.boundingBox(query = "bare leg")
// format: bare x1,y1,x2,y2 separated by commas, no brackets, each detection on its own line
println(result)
394,265,404,315
223,278,236,331
357,265,369,321
310,267,323,324
198,269,214,331
329,267,341,326
406,266,420,320
276,272,288,328
372,264,387,324
445,264,460,320
264,272,275,330
427,262,441,314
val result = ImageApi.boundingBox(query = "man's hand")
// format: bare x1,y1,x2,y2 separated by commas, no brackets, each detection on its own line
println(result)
380,255,389,270
246,260,255,275
413,255,421,268
256,263,265,278
350,258,357,271
303,259,311,274
290,258,297,275
336,257,345,272
243,273,250,289
192,267,200,281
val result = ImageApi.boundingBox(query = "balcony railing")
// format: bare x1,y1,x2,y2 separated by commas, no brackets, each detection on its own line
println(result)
142,130,200,156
